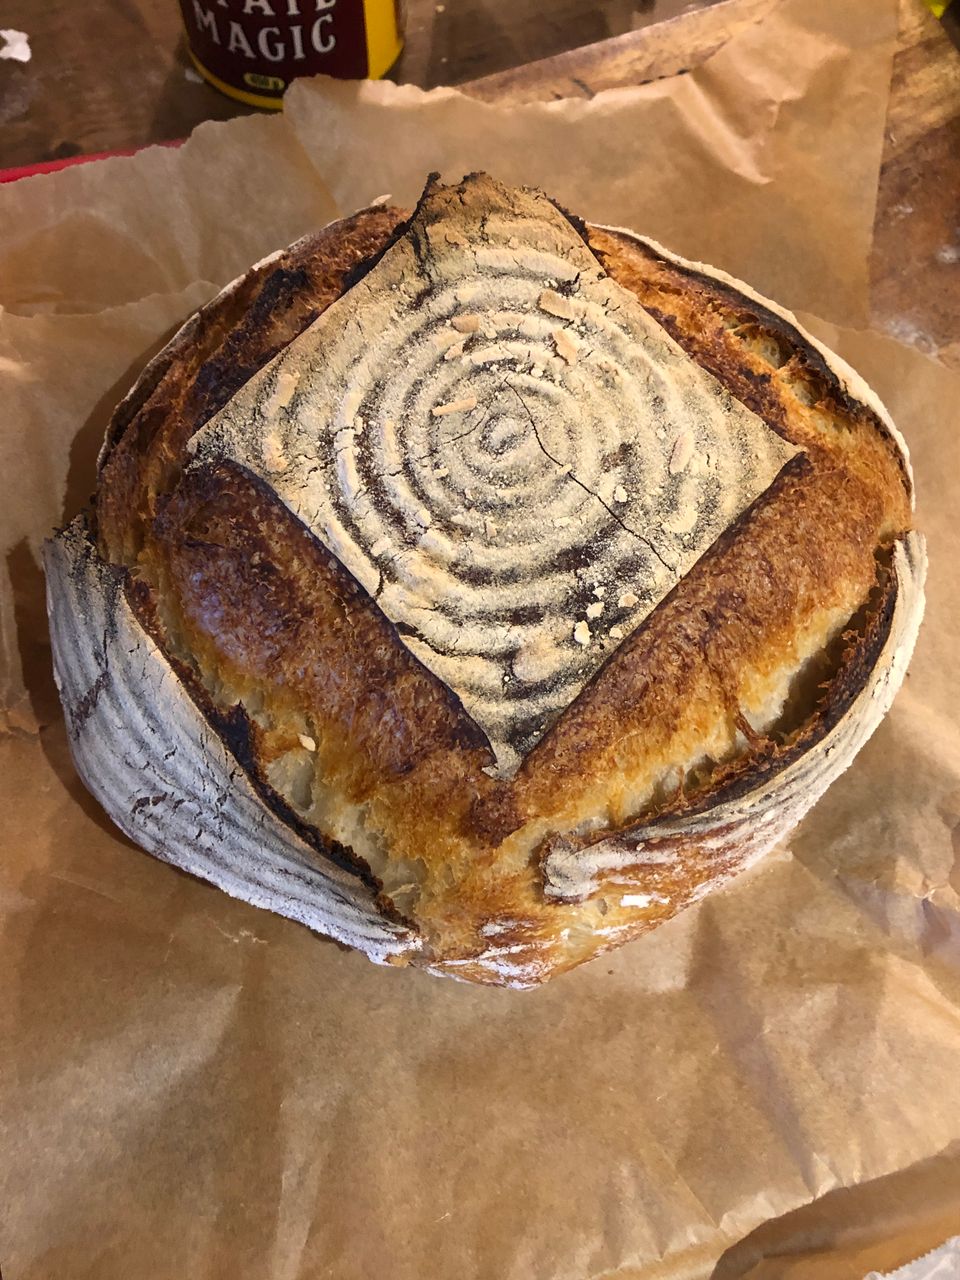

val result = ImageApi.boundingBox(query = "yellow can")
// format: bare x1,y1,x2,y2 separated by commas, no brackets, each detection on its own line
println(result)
179,0,404,109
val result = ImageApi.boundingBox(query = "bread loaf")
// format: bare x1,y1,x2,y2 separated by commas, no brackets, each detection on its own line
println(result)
44,173,925,986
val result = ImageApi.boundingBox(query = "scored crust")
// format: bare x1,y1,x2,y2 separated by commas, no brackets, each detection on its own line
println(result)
46,174,923,986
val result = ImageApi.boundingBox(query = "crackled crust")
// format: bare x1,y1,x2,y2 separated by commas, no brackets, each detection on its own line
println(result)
44,174,924,987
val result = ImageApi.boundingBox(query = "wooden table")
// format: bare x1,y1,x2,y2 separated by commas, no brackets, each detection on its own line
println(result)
2,0,959,361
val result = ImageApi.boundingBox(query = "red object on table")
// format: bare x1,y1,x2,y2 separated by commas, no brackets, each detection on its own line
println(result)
0,141,183,184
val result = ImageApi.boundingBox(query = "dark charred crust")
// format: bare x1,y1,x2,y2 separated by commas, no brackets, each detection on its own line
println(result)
246,265,312,326
544,193,591,247
335,201,419,295
67,668,109,736
98,312,203,467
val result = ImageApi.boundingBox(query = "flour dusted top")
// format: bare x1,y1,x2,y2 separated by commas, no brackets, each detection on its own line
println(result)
190,174,798,774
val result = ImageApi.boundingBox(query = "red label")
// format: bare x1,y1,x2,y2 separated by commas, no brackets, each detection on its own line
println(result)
180,0,370,99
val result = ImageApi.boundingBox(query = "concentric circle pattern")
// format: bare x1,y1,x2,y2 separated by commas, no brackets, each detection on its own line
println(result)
191,176,797,774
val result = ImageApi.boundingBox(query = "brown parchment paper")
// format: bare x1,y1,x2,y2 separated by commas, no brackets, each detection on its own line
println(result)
3,0,959,1275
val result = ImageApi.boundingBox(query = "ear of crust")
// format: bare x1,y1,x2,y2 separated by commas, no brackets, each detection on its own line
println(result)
43,514,420,966
540,533,926,904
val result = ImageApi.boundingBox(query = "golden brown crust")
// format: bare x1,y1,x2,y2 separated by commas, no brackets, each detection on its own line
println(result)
146,459,497,841
88,188,916,980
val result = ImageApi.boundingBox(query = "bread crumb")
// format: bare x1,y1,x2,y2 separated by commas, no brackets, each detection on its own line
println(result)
434,467,449,478
609,625,624,640
443,338,467,361
592,585,606,599
669,431,695,474
665,505,697,535
553,515,571,528
613,484,628,504
469,344,513,368
513,634,557,683
432,395,478,416
434,329,464,351
539,289,576,321
573,620,591,646
265,368,300,416
262,430,287,473
298,734,317,752
485,518,498,538
553,327,579,365
618,592,639,609
586,601,603,619
370,536,391,556
452,314,481,334
415,508,433,527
